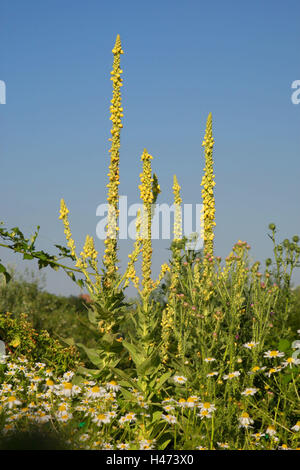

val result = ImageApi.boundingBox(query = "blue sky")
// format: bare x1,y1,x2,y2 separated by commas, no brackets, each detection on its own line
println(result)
1,0,300,296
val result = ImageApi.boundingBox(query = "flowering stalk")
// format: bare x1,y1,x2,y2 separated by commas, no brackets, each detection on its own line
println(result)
59,199,96,294
103,34,124,290
139,149,154,297
201,113,216,259
161,175,183,362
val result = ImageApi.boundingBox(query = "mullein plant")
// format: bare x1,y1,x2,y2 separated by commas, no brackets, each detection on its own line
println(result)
199,113,216,302
161,175,183,362
102,34,124,291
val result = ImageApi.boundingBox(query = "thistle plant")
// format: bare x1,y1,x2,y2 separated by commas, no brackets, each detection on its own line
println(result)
102,34,124,290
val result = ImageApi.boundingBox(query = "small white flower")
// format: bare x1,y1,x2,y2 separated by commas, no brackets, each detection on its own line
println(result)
281,357,300,368
204,357,216,363
241,387,258,396
291,421,300,432
117,443,130,450
173,375,187,384
238,412,254,428
197,409,212,420
243,341,259,349
223,371,241,380
93,413,111,426
198,402,216,413
162,414,177,424
106,380,120,392
263,350,285,359
206,371,219,377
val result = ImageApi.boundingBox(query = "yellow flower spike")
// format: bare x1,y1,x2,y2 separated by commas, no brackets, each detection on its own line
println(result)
201,112,216,259
124,209,142,290
139,149,155,297
58,199,95,293
173,175,182,241
103,34,124,289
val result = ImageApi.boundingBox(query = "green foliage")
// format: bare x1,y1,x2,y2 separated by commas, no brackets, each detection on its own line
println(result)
0,311,82,374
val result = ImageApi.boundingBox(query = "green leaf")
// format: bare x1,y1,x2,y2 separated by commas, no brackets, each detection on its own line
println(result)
278,339,290,352
153,370,173,391
160,439,171,450
152,411,162,423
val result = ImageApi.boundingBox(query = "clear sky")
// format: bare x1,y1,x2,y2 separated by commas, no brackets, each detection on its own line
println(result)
1,0,300,296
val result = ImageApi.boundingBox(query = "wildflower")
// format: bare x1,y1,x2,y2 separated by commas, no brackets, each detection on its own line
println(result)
186,396,199,407
4,396,22,409
163,404,175,412
117,443,130,450
291,421,300,432
206,371,218,377
102,443,113,450
173,375,187,384
197,409,212,419
103,34,124,289
196,446,208,450
201,112,216,258
198,402,216,413
162,414,177,424
34,410,51,424
177,398,187,408
57,412,73,423
278,444,291,450
217,442,229,449
204,357,216,363
241,388,258,396
281,357,300,368
45,379,55,390
266,425,277,436
238,412,254,428
123,412,136,423
139,439,155,450
63,371,75,381
79,434,90,442
93,413,111,426
35,362,46,369
263,350,285,359
266,367,282,377
57,382,77,397
223,371,240,380
86,385,105,398
56,402,69,417
106,380,120,392
243,341,259,349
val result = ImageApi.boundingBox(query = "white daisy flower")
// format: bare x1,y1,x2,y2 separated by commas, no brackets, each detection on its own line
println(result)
106,380,120,392
162,414,177,424
241,387,258,396
238,412,254,428
4,396,22,409
117,443,130,450
173,375,187,384
197,409,212,419
281,357,300,368
243,341,259,349
263,350,285,359
198,402,216,413
207,371,218,377
223,371,241,380
204,357,216,363
86,385,106,399
266,425,277,436
291,421,300,432
93,413,111,425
